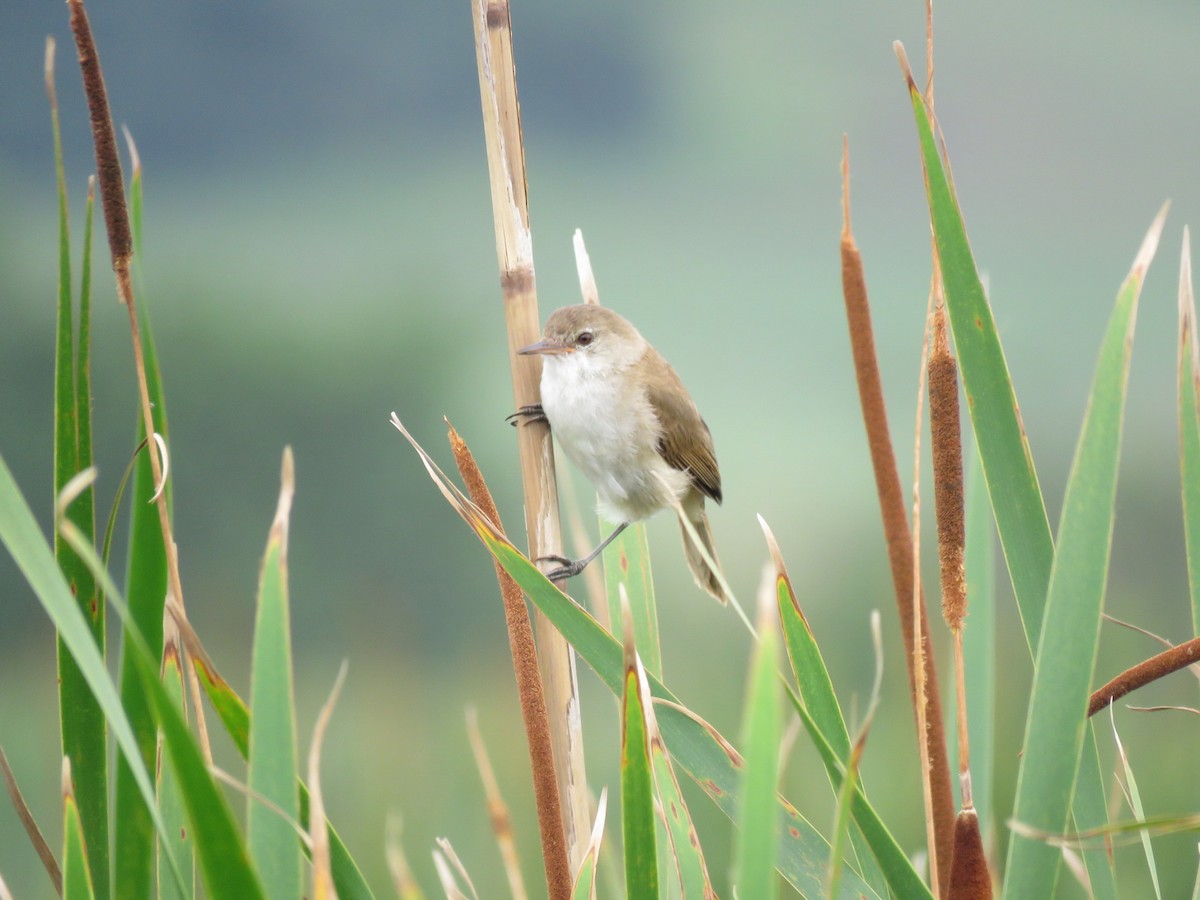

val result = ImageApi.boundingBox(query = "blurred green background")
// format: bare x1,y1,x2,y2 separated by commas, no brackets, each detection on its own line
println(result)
3,0,1200,895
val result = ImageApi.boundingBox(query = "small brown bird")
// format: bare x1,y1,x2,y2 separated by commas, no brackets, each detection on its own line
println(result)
515,304,728,603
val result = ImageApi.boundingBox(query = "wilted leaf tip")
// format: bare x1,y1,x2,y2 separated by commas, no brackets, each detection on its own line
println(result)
1132,201,1170,281
44,37,56,99
121,125,142,179
757,514,807,625
60,756,74,803
894,40,918,93
269,445,295,546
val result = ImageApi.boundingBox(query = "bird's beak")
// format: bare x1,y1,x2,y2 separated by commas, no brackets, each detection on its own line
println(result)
518,337,573,356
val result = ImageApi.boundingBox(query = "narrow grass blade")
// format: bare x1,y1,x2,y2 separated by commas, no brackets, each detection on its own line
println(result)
1111,713,1161,899
1178,230,1200,635
114,158,170,900
191,632,375,899
55,489,266,900
733,589,782,900
646,706,713,897
603,520,661,681
385,815,426,900
900,62,1053,648
63,761,97,900
620,601,660,900
308,663,347,900
963,448,995,833
157,628,195,900
1071,731,1119,900
1002,208,1165,899
49,42,108,897
0,458,173,888
134,645,265,899
826,738,865,900
629,588,715,897
762,518,890,896
763,518,850,760
391,415,877,897
248,449,303,899
0,747,61,894
571,789,607,900
783,685,932,899
464,709,528,900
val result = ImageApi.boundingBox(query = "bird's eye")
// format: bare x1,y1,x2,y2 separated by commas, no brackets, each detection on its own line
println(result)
576,331,594,346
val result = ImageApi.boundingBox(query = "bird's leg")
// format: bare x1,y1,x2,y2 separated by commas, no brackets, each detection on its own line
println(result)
506,403,548,427
538,521,630,581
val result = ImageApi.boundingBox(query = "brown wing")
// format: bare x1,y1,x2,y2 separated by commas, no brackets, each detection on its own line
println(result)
643,351,722,504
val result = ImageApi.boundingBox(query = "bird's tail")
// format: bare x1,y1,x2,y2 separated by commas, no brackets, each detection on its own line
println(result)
679,493,729,604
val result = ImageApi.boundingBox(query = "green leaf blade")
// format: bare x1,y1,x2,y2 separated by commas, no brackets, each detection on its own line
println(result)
905,79,1055,650
621,662,659,900
648,726,712,897
0,456,178,893
1002,209,1163,899
132,644,266,900
733,611,781,900
247,458,303,900
478,531,878,897
63,775,97,900
1177,232,1200,634
114,164,170,900
157,641,195,900
603,520,662,680
51,92,108,900
196,602,375,900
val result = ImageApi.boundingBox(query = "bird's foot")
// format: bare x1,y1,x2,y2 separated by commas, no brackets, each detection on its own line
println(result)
535,553,587,581
506,403,547,427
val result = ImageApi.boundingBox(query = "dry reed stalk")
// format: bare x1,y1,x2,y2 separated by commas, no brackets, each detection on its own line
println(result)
470,0,589,866
466,708,530,900
449,425,572,899
839,139,956,894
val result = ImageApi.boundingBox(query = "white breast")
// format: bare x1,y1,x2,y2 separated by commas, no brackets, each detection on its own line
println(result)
540,353,690,522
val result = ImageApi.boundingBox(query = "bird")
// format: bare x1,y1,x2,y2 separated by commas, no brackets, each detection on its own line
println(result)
512,304,728,603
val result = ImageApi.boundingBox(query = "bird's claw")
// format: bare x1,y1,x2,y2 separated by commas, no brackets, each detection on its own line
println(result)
506,403,548,427
535,554,585,581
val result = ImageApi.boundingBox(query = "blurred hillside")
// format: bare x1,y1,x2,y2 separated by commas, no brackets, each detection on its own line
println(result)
3,1,1200,895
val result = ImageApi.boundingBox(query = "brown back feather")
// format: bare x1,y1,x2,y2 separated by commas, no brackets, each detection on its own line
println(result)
642,350,722,504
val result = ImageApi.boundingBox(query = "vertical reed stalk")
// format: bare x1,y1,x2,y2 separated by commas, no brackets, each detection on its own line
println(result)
470,0,589,866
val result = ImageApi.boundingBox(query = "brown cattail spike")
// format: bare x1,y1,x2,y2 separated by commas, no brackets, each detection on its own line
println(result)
840,138,956,894
948,807,993,899
68,0,132,282
929,300,967,630
447,423,573,900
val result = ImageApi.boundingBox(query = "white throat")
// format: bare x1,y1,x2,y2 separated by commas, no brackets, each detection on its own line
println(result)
539,350,691,522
